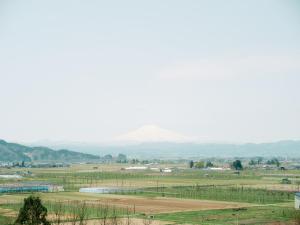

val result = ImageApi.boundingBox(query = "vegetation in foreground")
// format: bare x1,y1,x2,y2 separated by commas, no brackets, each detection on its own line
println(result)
14,196,50,225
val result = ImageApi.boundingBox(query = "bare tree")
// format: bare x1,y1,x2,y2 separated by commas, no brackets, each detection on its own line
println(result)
96,202,102,225
102,204,108,225
295,210,300,225
96,203,108,225
110,206,120,225
53,201,64,225
78,201,89,225
125,207,131,225
142,215,153,225
70,203,79,225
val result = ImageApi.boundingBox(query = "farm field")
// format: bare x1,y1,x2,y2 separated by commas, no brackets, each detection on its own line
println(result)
0,192,252,213
0,163,300,224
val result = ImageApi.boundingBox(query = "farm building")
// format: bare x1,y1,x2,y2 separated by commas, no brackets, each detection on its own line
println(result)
0,183,64,193
79,187,122,194
125,166,148,170
162,168,172,173
150,167,160,172
295,193,300,209
0,175,23,179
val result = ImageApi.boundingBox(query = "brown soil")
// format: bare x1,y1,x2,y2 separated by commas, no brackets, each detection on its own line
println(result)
92,195,251,213
0,207,17,217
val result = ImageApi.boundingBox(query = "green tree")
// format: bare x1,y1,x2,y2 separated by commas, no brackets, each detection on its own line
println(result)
249,159,256,166
232,160,243,170
188,160,194,168
131,158,139,164
103,154,113,162
117,154,127,163
267,158,280,167
206,161,214,167
257,157,263,165
194,161,205,169
15,195,50,225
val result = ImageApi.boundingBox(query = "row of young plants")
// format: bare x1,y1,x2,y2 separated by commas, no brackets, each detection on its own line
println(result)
118,185,293,204
173,170,263,180
36,171,148,182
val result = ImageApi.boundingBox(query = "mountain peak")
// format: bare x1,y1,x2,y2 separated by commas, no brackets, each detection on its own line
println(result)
114,125,192,143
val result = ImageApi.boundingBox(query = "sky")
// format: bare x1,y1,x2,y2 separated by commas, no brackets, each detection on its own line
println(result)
0,0,300,143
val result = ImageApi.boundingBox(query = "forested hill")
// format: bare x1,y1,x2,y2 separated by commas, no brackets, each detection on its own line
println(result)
0,139,100,162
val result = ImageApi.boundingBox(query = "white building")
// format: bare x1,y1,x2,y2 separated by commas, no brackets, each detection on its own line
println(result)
79,187,121,194
295,193,300,209
162,168,172,173
0,175,23,179
125,166,148,170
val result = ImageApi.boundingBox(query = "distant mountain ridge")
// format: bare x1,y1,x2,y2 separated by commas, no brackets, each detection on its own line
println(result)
5,139,300,161
37,140,300,159
0,139,100,162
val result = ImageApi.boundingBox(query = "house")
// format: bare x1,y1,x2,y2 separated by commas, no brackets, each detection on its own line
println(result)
295,193,300,209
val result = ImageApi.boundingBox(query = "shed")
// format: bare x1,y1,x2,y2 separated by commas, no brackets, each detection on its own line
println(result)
295,193,300,209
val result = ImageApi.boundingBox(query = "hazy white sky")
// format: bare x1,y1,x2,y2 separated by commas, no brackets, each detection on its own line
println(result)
0,0,300,143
